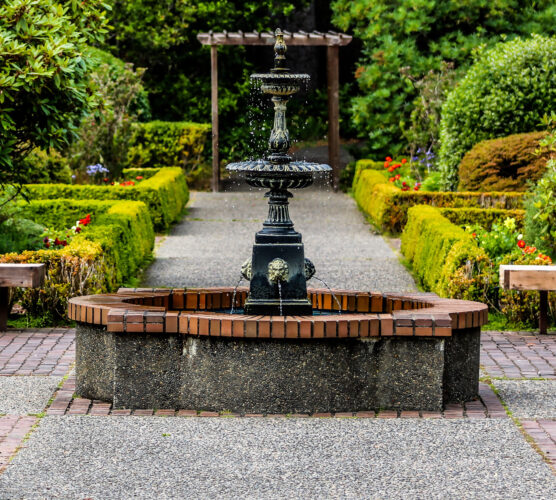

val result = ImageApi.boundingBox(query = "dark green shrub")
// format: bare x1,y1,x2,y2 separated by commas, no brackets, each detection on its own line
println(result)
438,35,556,190
127,121,211,189
68,48,150,180
439,208,525,231
331,1,556,159
24,167,188,231
20,148,72,185
0,0,109,186
457,132,550,192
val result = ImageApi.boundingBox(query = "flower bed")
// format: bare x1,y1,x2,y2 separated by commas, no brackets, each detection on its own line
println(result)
25,167,188,231
401,205,555,327
0,199,154,321
353,166,525,233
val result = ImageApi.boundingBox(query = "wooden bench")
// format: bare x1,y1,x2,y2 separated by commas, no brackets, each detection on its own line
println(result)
0,264,46,331
500,265,556,334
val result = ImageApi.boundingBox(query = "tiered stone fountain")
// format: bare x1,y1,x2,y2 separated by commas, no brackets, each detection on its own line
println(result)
69,30,488,414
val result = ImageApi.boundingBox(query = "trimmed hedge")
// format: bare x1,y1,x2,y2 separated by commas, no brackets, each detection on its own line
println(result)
400,206,487,296
353,168,525,233
1,199,154,320
458,132,550,192
127,121,211,188
122,168,160,181
25,167,188,231
439,208,525,231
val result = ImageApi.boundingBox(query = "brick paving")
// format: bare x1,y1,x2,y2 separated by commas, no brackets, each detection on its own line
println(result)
0,328,75,376
0,416,37,472
481,330,556,379
522,420,556,470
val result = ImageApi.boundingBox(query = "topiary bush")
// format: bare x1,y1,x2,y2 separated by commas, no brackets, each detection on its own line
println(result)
457,132,550,192
438,35,556,190
127,121,211,189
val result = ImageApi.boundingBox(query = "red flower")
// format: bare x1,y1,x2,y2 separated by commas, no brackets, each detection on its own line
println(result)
413,185,420,191
386,156,392,162
61,240,68,247
136,176,143,180
75,227,82,233
103,178,109,182
45,241,50,248
401,158,407,164
384,161,390,168
517,240,526,249
394,163,401,169
111,182,115,185
54,238,61,246
472,233,477,238
389,177,395,182
394,174,401,180
401,187,409,191
79,214,92,226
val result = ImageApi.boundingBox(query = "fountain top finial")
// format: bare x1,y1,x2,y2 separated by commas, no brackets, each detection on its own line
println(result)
272,28,288,74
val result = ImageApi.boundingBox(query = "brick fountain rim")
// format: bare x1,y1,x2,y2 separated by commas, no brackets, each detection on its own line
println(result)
68,287,488,337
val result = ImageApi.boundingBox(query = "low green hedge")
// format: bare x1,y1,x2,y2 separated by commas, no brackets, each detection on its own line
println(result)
353,168,526,233
122,167,160,181
401,206,487,297
2,199,154,320
439,207,526,231
25,167,188,231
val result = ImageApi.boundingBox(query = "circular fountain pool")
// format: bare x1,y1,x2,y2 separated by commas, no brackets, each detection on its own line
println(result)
69,287,487,413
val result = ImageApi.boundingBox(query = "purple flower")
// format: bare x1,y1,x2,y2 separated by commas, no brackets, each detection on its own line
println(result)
86,164,109,176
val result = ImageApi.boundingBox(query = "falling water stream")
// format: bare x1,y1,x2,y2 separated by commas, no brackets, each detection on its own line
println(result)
313,277,342,314
277,281,283,316
230,275,244,315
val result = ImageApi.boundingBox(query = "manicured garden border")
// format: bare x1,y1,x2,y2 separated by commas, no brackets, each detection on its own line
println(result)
353,166,525,233
25,167,188,231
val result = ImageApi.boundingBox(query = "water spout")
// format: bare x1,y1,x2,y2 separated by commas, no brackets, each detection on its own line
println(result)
313,277,342,314
230,275,244,315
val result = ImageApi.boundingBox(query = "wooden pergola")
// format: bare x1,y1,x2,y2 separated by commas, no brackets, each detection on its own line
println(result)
197,30,352,192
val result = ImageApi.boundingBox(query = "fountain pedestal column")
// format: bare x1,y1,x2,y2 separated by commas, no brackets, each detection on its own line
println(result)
244,186,312,316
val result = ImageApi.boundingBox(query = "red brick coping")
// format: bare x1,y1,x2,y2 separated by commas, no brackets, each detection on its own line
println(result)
68,288,487,339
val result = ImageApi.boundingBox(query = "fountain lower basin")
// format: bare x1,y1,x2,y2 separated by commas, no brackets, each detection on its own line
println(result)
69,287,487,413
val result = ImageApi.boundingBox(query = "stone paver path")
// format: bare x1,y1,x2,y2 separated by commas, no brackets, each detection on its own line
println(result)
1,191,556,498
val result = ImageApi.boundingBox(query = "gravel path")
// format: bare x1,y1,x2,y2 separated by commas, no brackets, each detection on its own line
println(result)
1,417,554,499
144,189,417,292
493,380,556,419
0,377,61,415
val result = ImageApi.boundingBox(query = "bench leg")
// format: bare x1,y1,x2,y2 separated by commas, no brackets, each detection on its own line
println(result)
0,287,8,331
539,290,548,335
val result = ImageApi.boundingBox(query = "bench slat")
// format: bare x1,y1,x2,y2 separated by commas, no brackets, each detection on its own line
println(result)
0,264,46,288
500,265,556,291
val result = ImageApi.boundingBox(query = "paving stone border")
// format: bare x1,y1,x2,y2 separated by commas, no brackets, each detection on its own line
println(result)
522,420,556,471
0,416,37,473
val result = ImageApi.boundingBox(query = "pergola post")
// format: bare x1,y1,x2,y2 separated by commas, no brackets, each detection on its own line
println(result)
327,44,340,192
210,44,220,192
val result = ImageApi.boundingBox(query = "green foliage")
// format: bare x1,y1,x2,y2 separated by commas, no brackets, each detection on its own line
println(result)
25,167,189,231
420,171,443,192
438,35,556,190
19,148,72,184
127,121,210,189
67,48,151,179
401,205,555,326
331,0,556,158
524,118,556,260
401,206,487,296
458,132,550,192
2,198,154,321
0,0,110,186
105,1,312,161
0,217,45,254
353,168,525,234
440,208,525,232
0,238,108,322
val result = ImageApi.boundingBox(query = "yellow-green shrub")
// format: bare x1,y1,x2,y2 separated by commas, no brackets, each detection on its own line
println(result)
0,240,108,321
24,167,188,231
401,206,488,297
353,168,525,233
439,207,525,231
